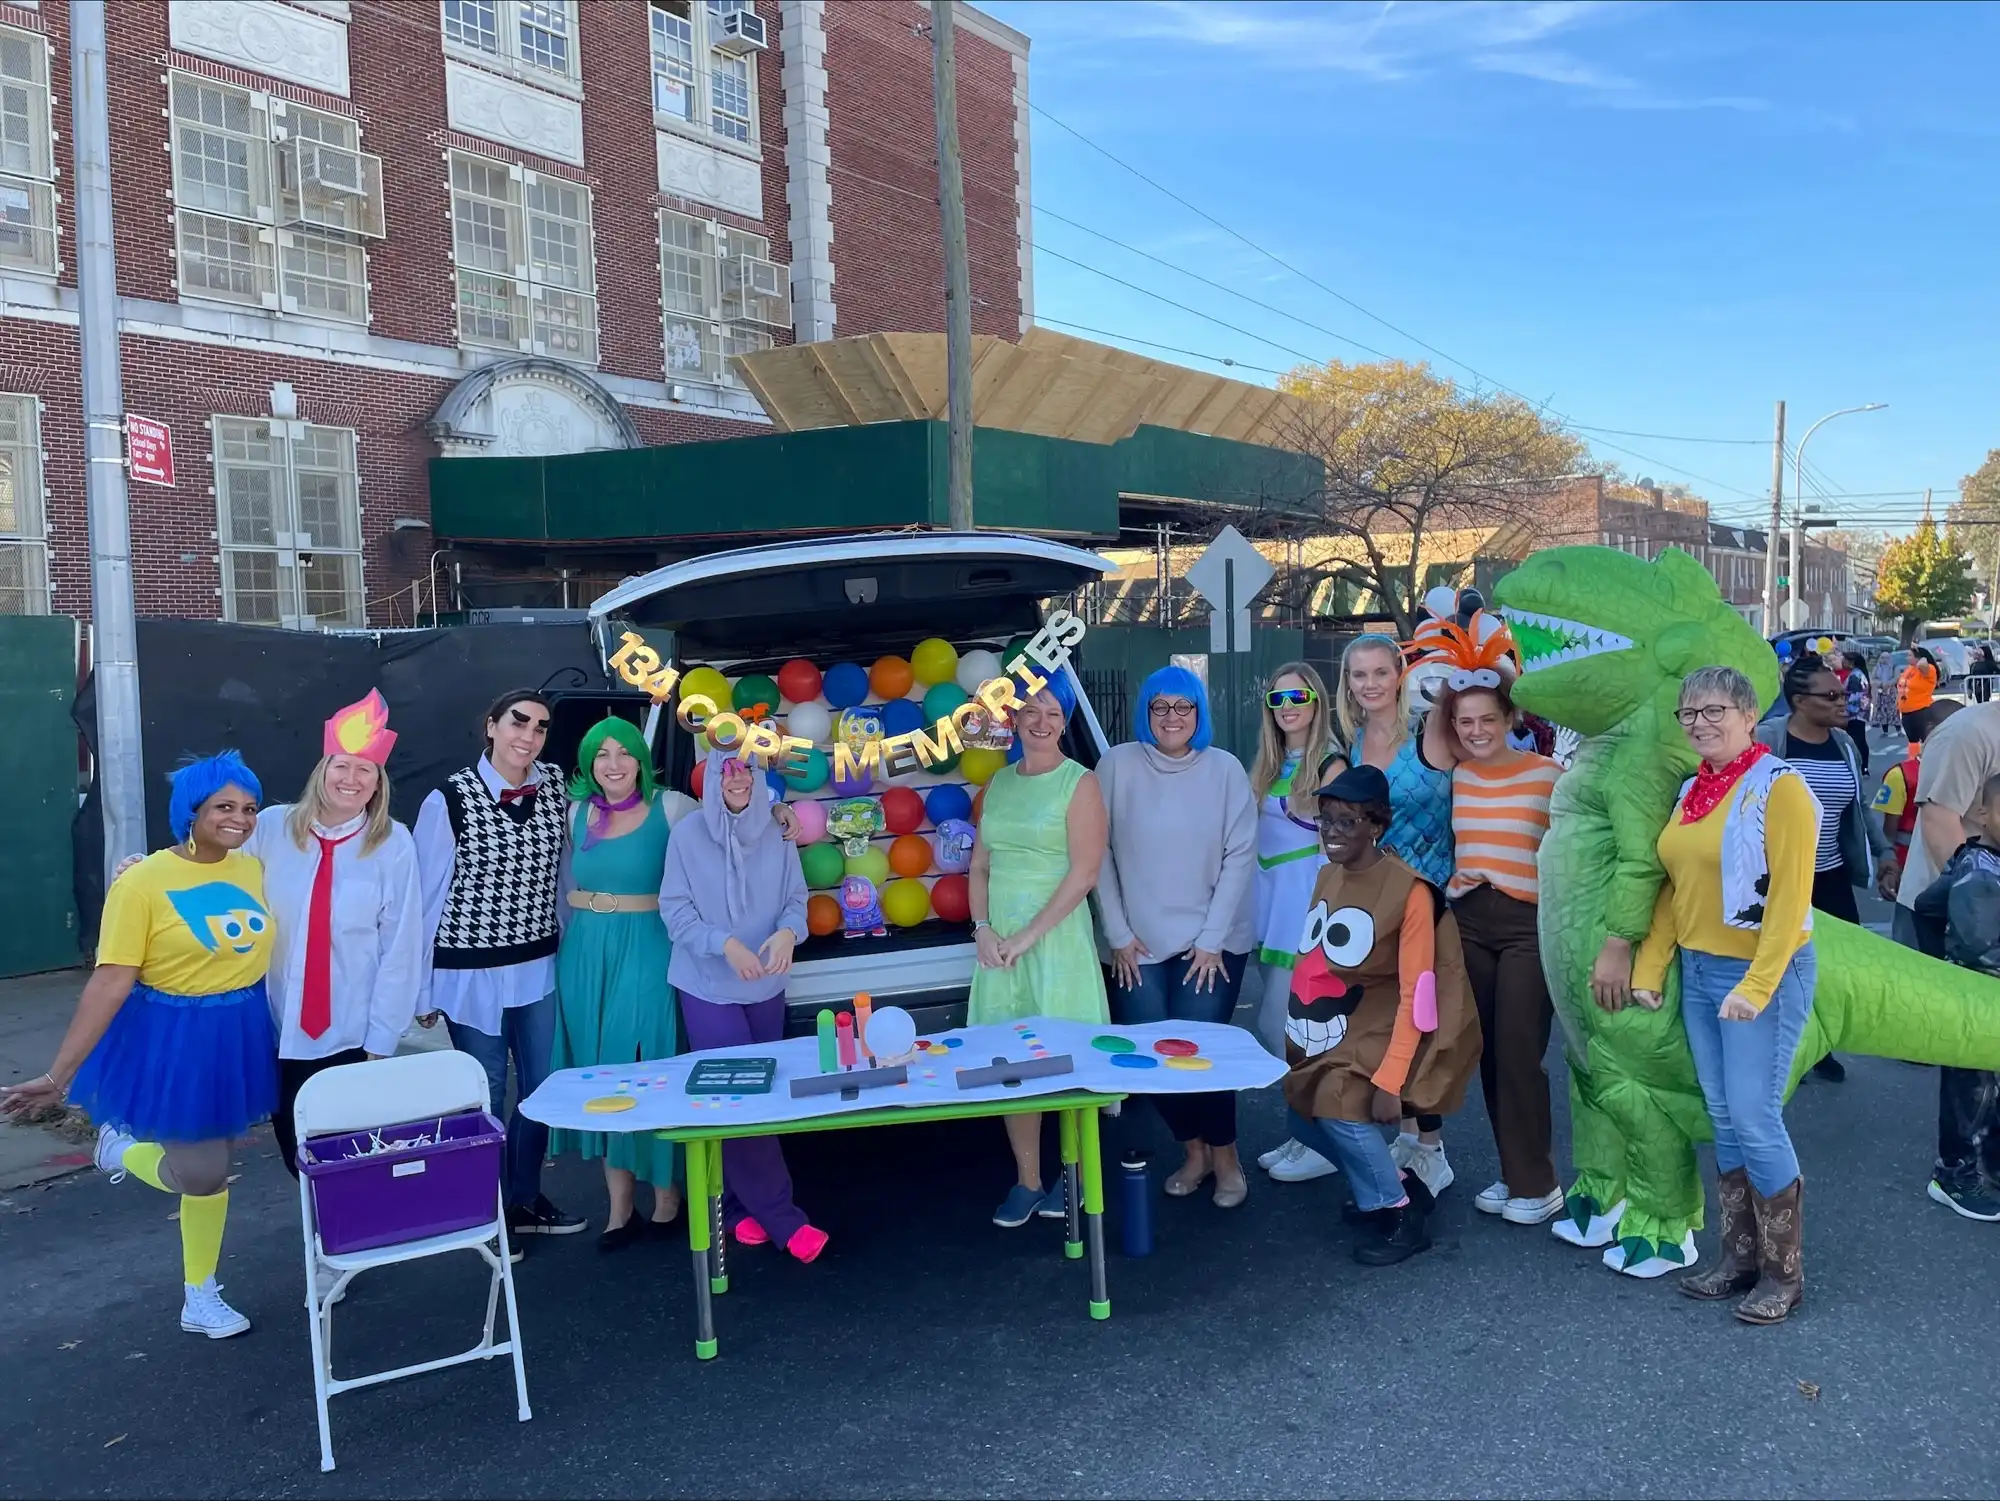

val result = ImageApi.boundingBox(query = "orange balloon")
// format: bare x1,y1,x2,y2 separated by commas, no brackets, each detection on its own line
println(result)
889,833,933,879
870,655,914,701
807,894,843,937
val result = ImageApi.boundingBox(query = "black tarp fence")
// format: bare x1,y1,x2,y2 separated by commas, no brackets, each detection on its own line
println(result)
73,619,631,947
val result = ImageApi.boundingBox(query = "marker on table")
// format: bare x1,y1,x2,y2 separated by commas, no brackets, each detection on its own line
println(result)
817,1008,837,1072
836,1011,857,1069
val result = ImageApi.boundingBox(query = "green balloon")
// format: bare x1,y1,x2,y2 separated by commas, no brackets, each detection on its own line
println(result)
845,846,891,886
734,674,781,714
1003,635,1036,672
922,681,969,723
801,842,845,889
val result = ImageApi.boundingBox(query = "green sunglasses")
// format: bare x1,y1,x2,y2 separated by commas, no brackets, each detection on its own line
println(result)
1266,687,1318,709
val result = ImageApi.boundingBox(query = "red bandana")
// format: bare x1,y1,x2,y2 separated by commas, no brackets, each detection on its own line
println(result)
1681,741,1769,824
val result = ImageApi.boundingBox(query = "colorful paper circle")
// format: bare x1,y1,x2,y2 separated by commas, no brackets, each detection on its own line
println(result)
1164,1056,1213,1072
583,1095,638,1113
1153,1039,1200,1057
1109,1054,1159,1070
1091,1035,1136,1053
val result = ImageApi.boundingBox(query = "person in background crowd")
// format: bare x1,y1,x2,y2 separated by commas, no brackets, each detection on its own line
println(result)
1098,666,1258,1208
1972,643,1999,704
1840,650,1873,774
1890,700,2000,1222
1338,632,1459,1198
1633,667,1817,1319
1911,771,2000,1222
1441,680,1566,1226
415,689,583,1246
968,672,1109,1229
1876,700,1964,899
1758,654,1896,1085
3,752,276,1339
661,751,823,1262
553,717,688,1252
1281,765,1481,1266
1248,662,1345,1185
1899,647,1941,746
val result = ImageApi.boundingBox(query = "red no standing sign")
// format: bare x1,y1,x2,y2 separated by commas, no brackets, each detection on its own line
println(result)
125,414,174,487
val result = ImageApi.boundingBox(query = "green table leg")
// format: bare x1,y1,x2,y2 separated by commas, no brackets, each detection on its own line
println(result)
1058,1108,1083,1260
707,1139,729,1295
1080,1105,1110,1320
685,1134,718,1360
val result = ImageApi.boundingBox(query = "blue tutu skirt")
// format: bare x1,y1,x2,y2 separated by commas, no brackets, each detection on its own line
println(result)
69,980,278,1143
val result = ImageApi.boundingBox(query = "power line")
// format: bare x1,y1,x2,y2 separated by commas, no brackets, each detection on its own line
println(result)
1569,424,1767,445
1028,317,1287,375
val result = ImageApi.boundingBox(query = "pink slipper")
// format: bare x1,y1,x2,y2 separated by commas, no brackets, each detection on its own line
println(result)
786,1224,829,1264
731,1217,770,1246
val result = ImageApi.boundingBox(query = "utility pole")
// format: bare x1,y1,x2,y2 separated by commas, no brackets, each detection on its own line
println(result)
71,1,146,885
1762,400,1785,635
930,0,974,531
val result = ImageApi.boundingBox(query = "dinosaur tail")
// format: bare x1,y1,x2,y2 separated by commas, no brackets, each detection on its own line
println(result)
1809,916,2000,1070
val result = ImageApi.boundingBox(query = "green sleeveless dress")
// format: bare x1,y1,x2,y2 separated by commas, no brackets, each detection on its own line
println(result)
969,759,1109,1025
552,795,679,1188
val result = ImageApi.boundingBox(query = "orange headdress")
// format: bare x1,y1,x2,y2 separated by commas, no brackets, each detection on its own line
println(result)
1403,611,1520,693
323,689,397,765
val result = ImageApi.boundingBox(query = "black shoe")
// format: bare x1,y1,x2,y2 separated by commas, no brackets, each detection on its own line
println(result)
1927,1172,2000,1222
598,1216,646,1253
1811,1054,1847,1083
1354,1179,1434,1266
509,1195,587,1237
1341,1202,1393,1229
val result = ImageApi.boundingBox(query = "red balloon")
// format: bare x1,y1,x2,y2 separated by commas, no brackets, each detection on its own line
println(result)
776,658,823,705
930,873,971,923
690,758,705,799
880,785,926,836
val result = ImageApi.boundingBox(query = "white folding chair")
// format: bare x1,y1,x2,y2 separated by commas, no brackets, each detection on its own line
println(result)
294,1051,531,1472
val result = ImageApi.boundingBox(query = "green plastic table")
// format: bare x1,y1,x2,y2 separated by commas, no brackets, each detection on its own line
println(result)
656,1089,1123,1361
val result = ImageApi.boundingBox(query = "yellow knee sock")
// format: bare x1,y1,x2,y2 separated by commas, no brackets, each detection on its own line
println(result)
122,1141,167,1191
179,1190,229,1287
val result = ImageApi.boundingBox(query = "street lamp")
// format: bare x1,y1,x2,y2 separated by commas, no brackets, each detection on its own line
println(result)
1790,403,1886,629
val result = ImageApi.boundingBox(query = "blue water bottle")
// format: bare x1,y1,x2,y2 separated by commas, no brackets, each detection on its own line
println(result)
1119,1149,1152,1257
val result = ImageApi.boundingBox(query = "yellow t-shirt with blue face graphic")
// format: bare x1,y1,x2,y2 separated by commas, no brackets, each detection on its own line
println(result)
98,849,273,994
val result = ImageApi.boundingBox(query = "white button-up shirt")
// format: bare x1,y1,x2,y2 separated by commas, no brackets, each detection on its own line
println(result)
413,757,558,1035
248,806,426,1061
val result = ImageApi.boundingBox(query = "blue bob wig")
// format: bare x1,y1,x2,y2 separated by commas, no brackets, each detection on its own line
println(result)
1004,667,1078,764
1135,664,1212,751
168,749,263,842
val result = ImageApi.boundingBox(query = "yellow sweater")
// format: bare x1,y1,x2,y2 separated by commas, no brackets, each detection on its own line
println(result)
1631,772,1817,1011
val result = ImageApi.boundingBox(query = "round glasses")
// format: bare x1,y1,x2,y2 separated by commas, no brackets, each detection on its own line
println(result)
1149,699,1198,719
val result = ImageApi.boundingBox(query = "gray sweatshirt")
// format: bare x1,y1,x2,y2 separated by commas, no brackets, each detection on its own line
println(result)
1095,741,1258,958
660,750,810,1005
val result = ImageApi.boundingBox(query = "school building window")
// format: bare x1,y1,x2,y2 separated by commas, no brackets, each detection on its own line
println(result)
212,416,365,630
450,150,598,363
650,1,763,150
659,208,787,385
0,394,47,614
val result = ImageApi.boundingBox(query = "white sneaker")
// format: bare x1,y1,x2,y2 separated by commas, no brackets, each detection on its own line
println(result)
314,1265,348,1307
1255,1139,1293,1171
93,1122,136,1183
1265,1139,1339,1183
1501,1187,1566,1225
1388,1132,1420,1173
1402,1141,1455,1196
1474,1181,1510,1215
180,1277,251,1339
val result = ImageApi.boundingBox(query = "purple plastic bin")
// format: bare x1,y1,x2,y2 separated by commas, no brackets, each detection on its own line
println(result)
299,1110,505,1256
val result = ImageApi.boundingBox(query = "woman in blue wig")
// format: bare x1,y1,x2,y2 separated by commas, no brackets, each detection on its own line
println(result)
1096,665,1259,1206
551,716,691,1250
3,750,277,1340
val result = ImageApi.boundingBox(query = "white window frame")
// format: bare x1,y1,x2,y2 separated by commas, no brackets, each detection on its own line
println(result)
0,392,48,615
0,24,60,279
449,149,599,363
441,0,583,95
658,208,786,387
166,72,381,325
212,415,366,631
650,1,761,155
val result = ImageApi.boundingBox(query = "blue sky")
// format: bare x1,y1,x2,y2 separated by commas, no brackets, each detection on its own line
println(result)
981,0,1998,534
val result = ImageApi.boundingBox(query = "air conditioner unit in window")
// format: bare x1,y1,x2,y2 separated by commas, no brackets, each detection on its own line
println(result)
715,10,768,54
278,140,388,238
722,252,791,328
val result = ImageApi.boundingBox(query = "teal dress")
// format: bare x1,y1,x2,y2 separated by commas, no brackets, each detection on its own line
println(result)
969,759,1109,1025
552,795,680,1188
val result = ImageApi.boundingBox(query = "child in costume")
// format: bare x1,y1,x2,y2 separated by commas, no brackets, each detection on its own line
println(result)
3,751,277,1338
1280,763,1482,1265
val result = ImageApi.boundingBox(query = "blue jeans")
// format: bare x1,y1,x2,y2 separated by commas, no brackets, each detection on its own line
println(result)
1287,1109,1407,1211
1111,951,1247,1146
449,993,558,1209
1680,944,1816,1196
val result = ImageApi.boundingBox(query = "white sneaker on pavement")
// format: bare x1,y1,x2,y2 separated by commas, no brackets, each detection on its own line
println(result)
1501,1187,1566,1225
1402,1140,1455,1196
93,1123,136,1183
181,1277,251,1339
1265,1139,1339,1183
1474,1181,1510,1215
1388,1132,1420,1173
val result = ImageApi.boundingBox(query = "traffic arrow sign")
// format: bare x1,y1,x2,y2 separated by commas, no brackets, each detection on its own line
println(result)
1183,525,1275,654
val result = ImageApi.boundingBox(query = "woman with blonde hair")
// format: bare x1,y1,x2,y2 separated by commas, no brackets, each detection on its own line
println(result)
1249,661,1349,1183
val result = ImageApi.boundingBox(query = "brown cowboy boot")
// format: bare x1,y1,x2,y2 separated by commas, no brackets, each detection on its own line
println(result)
1679,1167,1757,1300
1736,1178,1804,1325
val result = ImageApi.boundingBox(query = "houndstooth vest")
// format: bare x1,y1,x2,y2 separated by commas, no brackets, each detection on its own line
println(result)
432,762,566,969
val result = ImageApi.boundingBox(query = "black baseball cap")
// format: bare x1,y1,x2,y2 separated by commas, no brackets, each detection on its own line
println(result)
1314,763,1390,805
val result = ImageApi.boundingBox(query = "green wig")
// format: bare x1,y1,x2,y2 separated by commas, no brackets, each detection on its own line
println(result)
568,715,659,802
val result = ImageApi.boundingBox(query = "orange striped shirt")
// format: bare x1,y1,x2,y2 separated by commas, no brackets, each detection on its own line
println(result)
1447,751,1563,904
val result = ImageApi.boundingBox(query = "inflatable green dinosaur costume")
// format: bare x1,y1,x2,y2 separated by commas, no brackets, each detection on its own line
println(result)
1492,545,2000,1278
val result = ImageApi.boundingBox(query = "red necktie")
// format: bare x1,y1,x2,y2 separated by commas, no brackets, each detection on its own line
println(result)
300,829,359,1040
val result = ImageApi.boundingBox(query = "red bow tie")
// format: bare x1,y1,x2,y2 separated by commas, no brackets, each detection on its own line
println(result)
499,784,537,805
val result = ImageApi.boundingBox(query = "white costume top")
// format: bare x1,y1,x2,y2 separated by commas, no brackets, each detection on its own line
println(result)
1254,751,1327,968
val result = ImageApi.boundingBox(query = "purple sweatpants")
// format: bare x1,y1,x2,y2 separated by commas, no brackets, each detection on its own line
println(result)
678,992,808,1246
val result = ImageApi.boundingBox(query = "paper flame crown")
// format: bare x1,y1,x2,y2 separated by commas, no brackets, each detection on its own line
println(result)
324,689,397,765
1402,611,1520,692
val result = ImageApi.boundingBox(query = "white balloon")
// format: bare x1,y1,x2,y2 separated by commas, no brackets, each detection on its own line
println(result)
956,648,1004,694
864,1004,917,1060
786,701,832,745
